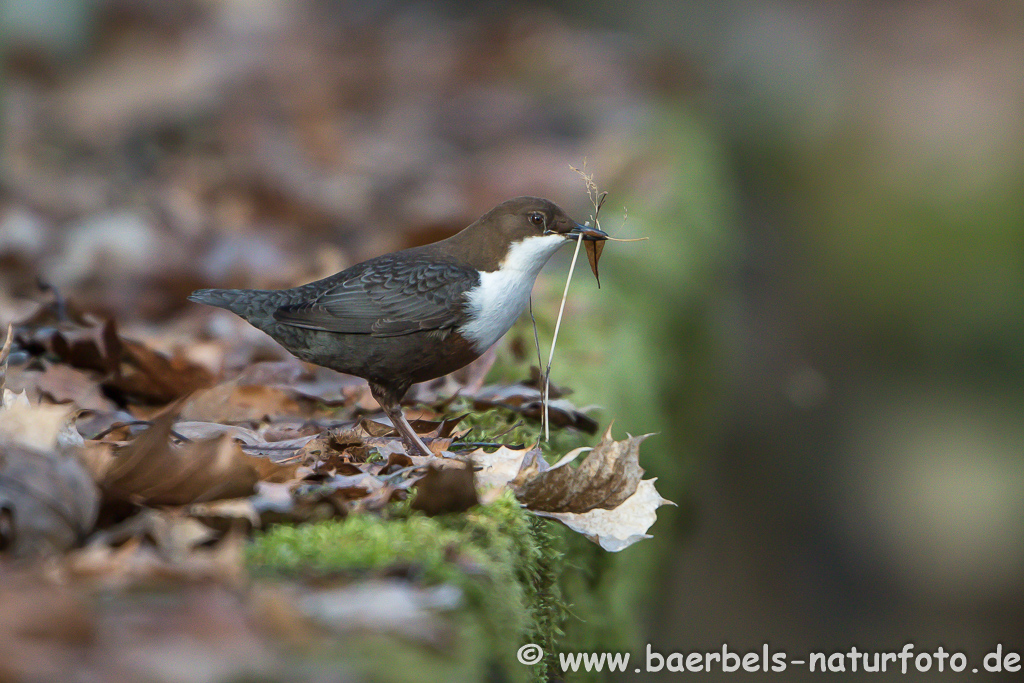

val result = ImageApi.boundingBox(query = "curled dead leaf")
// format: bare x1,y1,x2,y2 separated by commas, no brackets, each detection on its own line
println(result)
0,443,100,557
534,479,674,552
15,308,213,405
100,411,294,506
513,425,652,513
188,499,261,534
410,463,477,516
469,445,537,493
68,529,248,588
506,426,672,551
47,317,123,375
36,363,118,413
181,380,304,423
584,238,604,287
0,389,76,452
114,338,215,403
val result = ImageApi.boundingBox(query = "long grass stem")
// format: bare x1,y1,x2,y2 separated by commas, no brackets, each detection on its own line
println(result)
544,234,584,441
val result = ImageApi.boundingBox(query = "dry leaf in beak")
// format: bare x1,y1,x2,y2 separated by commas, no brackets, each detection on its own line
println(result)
584,239,605,288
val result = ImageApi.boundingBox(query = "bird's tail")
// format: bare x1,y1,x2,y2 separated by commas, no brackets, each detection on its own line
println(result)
188,288,279,328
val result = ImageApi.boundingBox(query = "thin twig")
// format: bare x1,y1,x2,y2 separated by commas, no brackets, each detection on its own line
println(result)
529,296,547,433
540,162,604,441
540,162,608,440
541,163,641,440
544,233,584,441
36,278,68,322
528,297,544,380
489,419,525,441
0,324,12,364
90,420,193,444
0,324,13,394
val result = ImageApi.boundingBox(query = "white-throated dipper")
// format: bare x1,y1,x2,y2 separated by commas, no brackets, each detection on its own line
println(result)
189,197,607,456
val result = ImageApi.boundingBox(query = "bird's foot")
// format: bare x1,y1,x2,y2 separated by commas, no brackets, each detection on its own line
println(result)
398,428,433,458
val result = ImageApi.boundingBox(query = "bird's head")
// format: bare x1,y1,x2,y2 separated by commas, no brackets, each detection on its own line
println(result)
483,196,608,245
446,196,607,273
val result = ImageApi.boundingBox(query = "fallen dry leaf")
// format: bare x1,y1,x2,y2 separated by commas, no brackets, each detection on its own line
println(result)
584,238,605,287
47,317,123,375
0,389,77,452
468,444,546,504
16,308,216,406
181,380,305,423
0,443,100,557
109,338,215,404
306,420,453,461
249,482,350,526
244,361,369,405
68,531,248,589
514,426,652,513
0,366,45,406
172,421,263,444
36,363,118,412
410,463,478,516
72,409,143,441
534,479,674,552
0,571,95,680
469,445,538,492
358,418,400,438
88,508,218,561
99,411,292,506
188,499,261,534
505,427,673,552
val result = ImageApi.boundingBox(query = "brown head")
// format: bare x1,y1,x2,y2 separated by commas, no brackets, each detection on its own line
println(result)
441,196,607,271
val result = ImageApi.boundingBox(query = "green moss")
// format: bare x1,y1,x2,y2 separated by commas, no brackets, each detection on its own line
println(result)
452,400,589,457
248,493,570,682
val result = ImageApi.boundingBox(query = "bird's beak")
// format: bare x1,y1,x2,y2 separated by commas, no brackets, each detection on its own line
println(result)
567,224,608,241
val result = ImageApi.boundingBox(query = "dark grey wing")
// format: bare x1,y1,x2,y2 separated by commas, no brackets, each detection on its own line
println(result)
272,257,479,337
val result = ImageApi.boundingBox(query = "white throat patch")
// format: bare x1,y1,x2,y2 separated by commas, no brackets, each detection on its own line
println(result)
459,233,567,352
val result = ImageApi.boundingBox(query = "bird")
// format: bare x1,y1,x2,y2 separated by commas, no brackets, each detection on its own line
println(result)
189,197,607,456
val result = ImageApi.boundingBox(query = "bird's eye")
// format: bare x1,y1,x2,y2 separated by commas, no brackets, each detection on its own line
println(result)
528,212,545,227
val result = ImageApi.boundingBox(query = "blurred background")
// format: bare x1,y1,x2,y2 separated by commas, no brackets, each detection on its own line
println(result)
2,0,1022,680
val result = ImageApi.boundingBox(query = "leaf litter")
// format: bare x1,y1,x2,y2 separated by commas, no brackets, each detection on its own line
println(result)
0,276,671,676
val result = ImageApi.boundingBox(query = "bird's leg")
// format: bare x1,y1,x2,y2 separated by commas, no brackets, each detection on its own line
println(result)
370,382,432,457
382,402,433,457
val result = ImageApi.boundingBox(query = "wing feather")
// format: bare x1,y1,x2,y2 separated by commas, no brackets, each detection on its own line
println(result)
272,256,478,337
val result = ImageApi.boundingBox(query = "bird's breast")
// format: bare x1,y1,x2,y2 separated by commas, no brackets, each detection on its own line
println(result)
458,268,539,353
456,233,566,354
